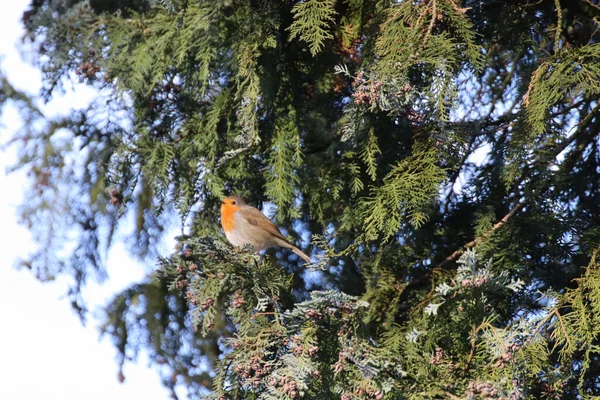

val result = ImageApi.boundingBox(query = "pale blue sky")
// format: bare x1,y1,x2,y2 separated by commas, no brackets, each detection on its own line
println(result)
0,2,176,399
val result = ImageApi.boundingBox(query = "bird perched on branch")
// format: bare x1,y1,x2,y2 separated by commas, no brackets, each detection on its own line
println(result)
220,196,310,262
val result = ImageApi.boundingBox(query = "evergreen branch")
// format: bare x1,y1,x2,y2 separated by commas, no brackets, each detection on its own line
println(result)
436,202,523,269
288,0,337,56
361,148,446,239
463,323,478,372
552,101,600,157
215,142,254,169
525,309,556,346
443,390,462,400
522,62,548,107
551,308,572,351
554,0,562,54
440,101,600,269
584,0,600,11
423,0,437,46
548,98,588,119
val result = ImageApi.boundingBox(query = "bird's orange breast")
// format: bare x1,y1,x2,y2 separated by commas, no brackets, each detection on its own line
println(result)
220,204,240,232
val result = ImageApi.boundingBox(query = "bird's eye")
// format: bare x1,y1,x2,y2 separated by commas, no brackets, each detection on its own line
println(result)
231,201,237,205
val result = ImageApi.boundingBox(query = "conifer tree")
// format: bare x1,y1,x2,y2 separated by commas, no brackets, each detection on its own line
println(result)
4,0,600,398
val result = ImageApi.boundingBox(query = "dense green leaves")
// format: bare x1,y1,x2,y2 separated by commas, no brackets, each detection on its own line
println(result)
525,44,600,135
362,148,446,240
289,0,337,56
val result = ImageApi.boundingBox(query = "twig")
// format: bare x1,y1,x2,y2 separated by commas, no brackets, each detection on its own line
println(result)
548,98,587,119
414,2,431,29
554,0,562,54
443,390,462,400
527,311,554,345
463,323,478,372
436,202,523,269
523,62,548,106
437,102,600,270
423,0,437,46
552,308,572,350
585,0,600,11
252,312,276,317
552,101,600,157
216,142,254,169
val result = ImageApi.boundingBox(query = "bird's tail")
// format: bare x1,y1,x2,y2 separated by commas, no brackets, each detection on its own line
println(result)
290,245,310,263
275,237,310,262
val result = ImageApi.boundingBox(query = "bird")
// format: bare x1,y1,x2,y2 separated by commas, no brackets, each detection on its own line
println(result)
220,196,310,262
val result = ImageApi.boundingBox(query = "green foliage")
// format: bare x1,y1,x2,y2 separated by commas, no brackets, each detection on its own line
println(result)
360,129,380,181
375,0,482,121
157,238,409,399
525,44,600,135
289,0,337,56
361,148,446,240
547,249,600,392
265,105,304,220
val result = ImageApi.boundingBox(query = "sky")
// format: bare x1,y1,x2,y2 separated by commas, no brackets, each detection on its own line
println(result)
0,2,174,399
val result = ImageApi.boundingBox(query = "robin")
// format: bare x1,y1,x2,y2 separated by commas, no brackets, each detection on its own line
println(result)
220,196,310,262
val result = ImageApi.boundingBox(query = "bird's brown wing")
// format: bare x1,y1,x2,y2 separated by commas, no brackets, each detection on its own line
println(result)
239,207,289,242
240,206,311,262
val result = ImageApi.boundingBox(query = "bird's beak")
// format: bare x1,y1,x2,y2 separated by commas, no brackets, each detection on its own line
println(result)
220,200,226,205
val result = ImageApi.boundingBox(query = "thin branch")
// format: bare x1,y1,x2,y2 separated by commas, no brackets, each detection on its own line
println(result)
414,1,431,29
436,202,523,269
443,390,462,400
554,0,562,54
437,102,600,270
463,323,478,372
548,98,588,119
552,101,600,157
527,311,554,344
552,308,572,350
585,0,600,11
523,62,549,106
423,0,437,46
216,140,255,169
